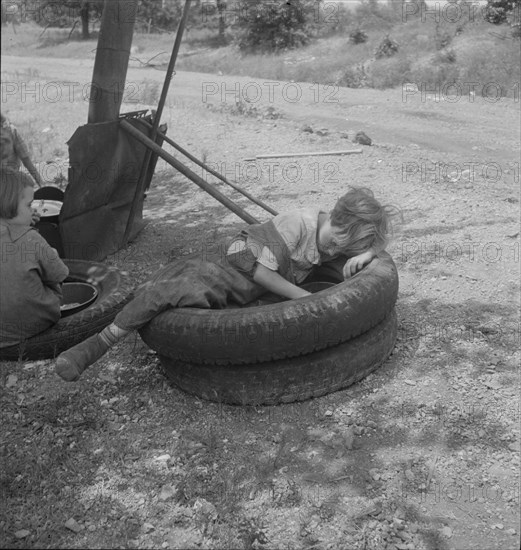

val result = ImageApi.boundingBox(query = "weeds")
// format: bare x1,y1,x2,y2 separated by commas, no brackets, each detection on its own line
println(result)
135,79,161,106
335,64,371,89
4,17,519,95
349,28,369,45
206,99,283,120
374,35,400,59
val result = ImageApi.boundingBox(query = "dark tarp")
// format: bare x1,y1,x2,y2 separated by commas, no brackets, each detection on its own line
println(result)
59,115,165,261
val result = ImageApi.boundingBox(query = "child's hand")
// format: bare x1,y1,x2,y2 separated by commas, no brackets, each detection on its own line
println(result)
343,250,375,278
31,209,41,226
253,263,311,299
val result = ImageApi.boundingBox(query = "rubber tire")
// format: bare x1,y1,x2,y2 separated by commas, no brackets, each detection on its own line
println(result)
0,260,133,361
140,251,398,366
159,309,398,406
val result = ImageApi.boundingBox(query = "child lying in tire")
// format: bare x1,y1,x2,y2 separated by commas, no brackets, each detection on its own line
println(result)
56,187,396,381
0,169,69,348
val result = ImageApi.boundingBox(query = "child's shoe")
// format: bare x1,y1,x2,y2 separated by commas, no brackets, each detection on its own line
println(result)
55,334,110,381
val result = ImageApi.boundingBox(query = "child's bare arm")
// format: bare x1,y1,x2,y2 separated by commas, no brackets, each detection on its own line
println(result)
10,125,42,187
253,263,311,299
21,156,42,187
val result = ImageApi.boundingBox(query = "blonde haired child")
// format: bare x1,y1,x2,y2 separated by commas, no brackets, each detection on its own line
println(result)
0,169,68,347
56,187,397,381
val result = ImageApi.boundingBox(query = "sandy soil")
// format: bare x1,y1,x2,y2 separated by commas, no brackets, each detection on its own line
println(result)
1,54,520,550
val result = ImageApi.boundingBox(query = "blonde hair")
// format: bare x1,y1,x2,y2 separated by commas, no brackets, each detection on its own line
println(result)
0,168,34,219
330,187,399,257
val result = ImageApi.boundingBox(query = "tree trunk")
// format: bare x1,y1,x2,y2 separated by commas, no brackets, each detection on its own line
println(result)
88,0,138,123
217,0,225,43
80,1,90,39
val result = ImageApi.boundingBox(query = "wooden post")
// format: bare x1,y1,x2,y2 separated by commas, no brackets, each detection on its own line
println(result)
88,0,138,123
121,0,192,245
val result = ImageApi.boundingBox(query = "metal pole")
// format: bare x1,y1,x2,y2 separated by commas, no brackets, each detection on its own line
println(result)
122,0,192,245
140,120,279,216
121,120,260,225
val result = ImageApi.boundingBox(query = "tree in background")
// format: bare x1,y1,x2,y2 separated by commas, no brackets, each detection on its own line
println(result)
191,0,230,43
33,0,104,39
136,0,182,33
1,0,20,27
13,0,201,37
136,0,221,34
485,0,520,36
234,0,318,53
485,0,518,23
352,0,402,30
216,0,226,43
78,1,104,39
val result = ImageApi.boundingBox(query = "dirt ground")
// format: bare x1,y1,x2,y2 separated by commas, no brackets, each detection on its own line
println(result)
0,53,520,550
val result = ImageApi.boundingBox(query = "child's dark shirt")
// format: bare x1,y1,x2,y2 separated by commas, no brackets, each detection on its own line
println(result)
0,222,69,347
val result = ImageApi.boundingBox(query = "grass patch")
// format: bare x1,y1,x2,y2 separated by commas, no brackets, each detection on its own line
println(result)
3,17,519,96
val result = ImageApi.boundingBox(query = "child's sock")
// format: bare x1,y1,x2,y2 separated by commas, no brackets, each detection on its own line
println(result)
56,328,114,382
99,324,121,347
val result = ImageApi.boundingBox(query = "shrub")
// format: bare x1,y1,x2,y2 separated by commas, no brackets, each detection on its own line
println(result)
374,35,399,59
455,35,520,97
349,28,369,44
351,0,400,31
369,55,411,89
484,0,521,38
484,0,518,24
409,55,460,89
335,65,371,88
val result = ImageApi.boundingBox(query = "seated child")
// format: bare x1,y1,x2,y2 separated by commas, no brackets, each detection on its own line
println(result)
0,169,69,348
56,187,396,381
1,113,43,187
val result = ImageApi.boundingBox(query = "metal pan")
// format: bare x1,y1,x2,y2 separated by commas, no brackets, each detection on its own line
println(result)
60,281,98,317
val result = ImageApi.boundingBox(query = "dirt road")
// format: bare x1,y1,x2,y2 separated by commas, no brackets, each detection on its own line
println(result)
2,54,519,163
